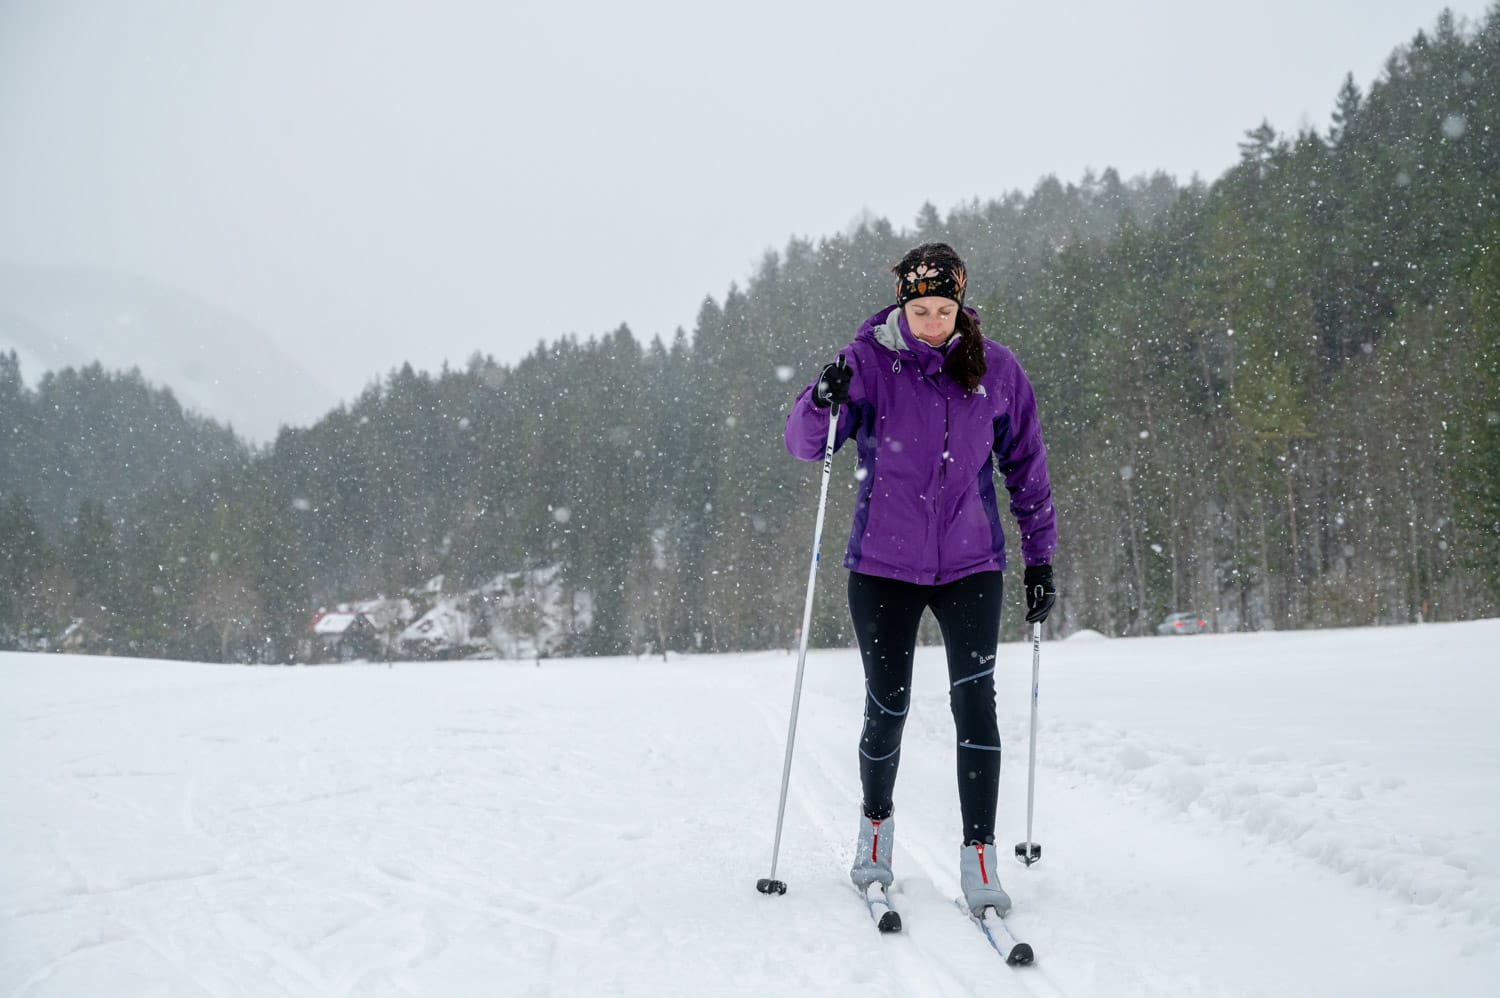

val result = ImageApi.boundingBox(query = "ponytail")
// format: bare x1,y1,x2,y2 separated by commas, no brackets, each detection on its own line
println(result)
945,309,987,392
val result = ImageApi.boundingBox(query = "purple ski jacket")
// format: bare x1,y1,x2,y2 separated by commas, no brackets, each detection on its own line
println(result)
785,304,1057,586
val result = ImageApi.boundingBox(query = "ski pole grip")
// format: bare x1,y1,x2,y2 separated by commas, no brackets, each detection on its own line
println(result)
828,353,848,414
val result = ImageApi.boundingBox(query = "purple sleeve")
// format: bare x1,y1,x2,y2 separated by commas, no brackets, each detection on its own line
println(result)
995,358,1057,566
784,352,859,461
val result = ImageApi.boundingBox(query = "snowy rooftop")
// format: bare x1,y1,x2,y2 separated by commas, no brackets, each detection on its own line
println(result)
310,612,363,635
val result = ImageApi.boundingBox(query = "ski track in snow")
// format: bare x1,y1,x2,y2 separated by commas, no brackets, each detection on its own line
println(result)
2,619,1498,996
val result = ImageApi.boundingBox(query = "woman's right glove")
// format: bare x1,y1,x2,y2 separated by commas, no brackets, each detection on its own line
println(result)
812,360,852,409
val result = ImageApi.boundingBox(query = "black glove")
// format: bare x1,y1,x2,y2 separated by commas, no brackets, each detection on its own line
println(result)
812,359,852,409
1023,564,1056,624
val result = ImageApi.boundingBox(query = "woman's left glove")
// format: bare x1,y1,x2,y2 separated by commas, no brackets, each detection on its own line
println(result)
1023,564,1056,623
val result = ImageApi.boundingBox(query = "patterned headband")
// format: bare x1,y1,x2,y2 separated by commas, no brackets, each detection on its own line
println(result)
896,259,966,307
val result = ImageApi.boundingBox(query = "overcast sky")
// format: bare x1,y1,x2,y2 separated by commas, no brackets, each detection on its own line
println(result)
0,0,1487,412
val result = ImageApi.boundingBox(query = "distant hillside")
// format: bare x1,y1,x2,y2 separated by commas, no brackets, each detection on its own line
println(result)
0,353,249,541
0,264,333,442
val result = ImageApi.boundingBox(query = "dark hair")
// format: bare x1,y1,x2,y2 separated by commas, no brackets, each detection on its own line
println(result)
948,309,986,392
891,243,987,392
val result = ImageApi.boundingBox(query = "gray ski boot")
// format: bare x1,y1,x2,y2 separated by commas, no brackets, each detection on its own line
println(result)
959,841,1012,915
849,811,894,889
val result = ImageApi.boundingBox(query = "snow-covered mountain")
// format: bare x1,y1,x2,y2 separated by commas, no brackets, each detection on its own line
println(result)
3,619,1497,996
0,263,334,443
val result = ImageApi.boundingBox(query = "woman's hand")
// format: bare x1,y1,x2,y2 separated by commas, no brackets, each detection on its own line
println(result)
1023,564,1055,623
813,359,852,409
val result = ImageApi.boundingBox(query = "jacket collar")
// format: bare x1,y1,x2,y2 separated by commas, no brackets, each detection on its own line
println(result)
862,303,953,377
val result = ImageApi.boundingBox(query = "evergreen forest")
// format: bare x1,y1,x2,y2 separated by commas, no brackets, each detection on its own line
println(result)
2,10,1497,661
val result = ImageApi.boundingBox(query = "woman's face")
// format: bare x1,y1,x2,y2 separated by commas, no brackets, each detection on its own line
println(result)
904,296,959,346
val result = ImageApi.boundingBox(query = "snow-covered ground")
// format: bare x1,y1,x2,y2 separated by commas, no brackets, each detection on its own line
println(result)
3,620,1498,996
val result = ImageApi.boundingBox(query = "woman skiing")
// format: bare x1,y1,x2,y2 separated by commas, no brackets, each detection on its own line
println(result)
783,242,1057,915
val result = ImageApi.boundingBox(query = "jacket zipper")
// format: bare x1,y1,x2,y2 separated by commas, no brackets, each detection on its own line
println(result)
934,392,950,583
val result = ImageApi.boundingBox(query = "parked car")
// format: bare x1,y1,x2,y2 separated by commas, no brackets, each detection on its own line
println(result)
1156,612,1209,636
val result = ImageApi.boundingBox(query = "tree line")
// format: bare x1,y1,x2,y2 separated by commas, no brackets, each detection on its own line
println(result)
2,9,1496,660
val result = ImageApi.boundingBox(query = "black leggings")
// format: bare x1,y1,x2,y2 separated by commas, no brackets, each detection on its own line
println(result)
848,570,1004,845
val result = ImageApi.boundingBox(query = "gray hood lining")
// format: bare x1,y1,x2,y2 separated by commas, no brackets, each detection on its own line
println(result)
876,308,903,352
